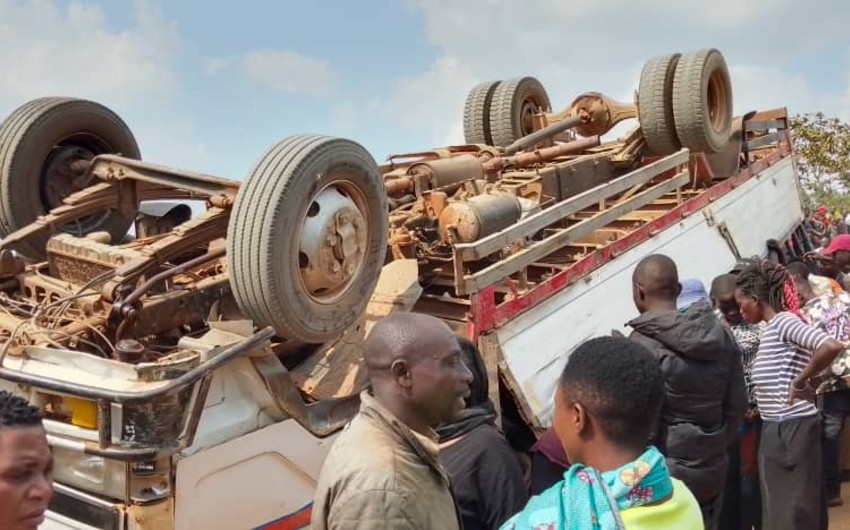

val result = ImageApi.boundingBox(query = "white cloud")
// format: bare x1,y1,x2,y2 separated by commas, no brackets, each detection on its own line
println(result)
0,0,177,111
203,56,233,76
0,1,217,178
205,49,337,97
729,64,816,118
381,56,477,146
643,0,792,28
328,102,360,137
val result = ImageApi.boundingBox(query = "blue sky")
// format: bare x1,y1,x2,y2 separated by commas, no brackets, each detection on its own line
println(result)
0,0,849,180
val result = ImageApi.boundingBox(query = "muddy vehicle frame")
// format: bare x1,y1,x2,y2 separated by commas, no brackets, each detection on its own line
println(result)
0,47,805,528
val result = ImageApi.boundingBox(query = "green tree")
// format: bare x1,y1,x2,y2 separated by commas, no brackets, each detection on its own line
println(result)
790,112,850,211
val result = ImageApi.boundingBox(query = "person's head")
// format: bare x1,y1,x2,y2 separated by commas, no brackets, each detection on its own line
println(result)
822,234,850,274
710,273,743,325
734,258,800,324
553,337,664,466
814,252,838,277
456,337,489,408
677,278,709,310
0,391,53,530
786,260,815,304
632,254,680,313
364,313,473,431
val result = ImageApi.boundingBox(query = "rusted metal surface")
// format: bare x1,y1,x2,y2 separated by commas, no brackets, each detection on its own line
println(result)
483,135,601,172
0,250,25,278
291,259,422,400
89,154,239,204
468,133,792,333
126,498,174,530
438,194,522,243
252,354,361,437
0,47,793,456
537,92,638,139
2,328,272,461
101,208,229,303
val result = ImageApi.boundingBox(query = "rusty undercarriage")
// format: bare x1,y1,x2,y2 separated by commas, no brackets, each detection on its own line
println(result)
0,48,783,436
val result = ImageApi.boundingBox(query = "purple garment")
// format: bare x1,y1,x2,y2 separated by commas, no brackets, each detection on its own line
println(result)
530,428,570,469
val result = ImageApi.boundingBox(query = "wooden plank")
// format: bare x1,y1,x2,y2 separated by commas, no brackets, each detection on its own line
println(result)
747,132,781,151
746,119,786,131
747,108,788,123
458,170,690,294
454,149,689,261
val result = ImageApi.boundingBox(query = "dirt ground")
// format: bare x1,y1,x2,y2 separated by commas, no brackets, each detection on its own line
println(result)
830,483,850,529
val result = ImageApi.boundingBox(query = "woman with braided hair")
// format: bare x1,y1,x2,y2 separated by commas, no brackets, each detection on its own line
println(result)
735,258,845,530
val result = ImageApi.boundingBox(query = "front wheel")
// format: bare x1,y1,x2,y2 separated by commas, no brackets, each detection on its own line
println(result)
226,135,389,343
0,97,140,258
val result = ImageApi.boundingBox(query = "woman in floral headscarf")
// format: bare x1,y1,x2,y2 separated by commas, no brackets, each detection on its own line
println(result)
788,261,850,509
501,337,702,530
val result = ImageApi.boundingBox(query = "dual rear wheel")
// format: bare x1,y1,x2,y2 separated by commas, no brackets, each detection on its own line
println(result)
638,48,733,155
463,48,734,156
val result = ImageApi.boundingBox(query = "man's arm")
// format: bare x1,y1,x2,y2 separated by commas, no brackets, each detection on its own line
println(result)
627,332,668,451
722,339,747,443
476,430,530,529
326,490,420,530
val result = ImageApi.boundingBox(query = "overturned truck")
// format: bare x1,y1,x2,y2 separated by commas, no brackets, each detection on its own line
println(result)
0,48,806,529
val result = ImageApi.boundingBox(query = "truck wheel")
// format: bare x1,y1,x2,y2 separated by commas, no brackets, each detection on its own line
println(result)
638,53,682,156
0,97,140,258
227,135,388,343
463,81,500,145
488,77,551,147
672,48,733,154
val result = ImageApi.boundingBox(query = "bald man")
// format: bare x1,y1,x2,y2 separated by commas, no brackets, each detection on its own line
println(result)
627,254,746,530
311,313,472,530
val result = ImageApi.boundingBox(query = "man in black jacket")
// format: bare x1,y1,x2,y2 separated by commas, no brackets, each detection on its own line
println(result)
627,254,747,530
437,337,528,530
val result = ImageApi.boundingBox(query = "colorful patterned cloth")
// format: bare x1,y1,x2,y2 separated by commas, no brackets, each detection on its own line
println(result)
716,309,763,408
729,322,763,408
499,446,672,530
800,290,850,393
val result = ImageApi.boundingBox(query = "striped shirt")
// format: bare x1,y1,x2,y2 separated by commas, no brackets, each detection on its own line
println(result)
751,312,830,421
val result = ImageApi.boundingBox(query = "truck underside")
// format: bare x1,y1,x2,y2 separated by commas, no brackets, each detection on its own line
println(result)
0,49,808,529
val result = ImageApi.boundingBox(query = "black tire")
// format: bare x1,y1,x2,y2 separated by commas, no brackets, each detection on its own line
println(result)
227,135,388,343
488,77,551,147
638,53,682,156
672,48,733,154
463,81,500,145
0,97,140,258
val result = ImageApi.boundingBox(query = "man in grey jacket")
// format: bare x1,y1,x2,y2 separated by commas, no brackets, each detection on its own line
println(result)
628,254,747,530
311,313,473,530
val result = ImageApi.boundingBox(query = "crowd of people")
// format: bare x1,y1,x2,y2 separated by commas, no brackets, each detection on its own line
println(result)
313,229,850,530
2,214,850,530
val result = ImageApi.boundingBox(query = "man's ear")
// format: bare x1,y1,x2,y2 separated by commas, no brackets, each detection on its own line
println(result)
636,283,646,303
390,359,413,389
675,282,683,297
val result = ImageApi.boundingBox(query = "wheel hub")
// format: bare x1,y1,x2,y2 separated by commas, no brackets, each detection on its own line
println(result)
41,145,96,210
299,186,368,301
520,100,539,135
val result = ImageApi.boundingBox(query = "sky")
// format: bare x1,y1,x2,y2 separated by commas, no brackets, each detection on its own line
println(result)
0,0,849,181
